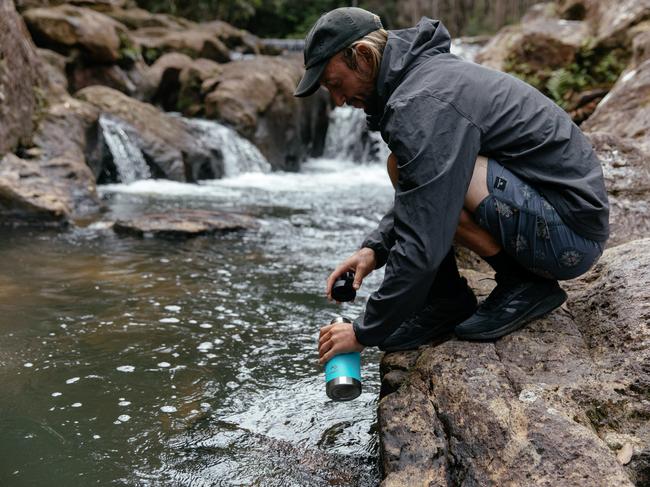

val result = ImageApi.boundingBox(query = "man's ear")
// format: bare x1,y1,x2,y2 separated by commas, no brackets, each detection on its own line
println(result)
355,43,373,62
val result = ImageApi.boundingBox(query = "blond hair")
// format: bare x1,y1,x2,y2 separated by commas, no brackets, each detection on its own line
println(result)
341,29,388,81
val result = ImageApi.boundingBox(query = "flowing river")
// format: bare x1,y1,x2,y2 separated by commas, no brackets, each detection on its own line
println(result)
0,108,392,486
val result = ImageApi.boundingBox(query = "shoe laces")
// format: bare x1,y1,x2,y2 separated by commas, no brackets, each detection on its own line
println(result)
480,279,521,312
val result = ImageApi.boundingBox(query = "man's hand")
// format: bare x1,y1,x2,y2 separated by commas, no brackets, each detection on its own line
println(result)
326,247,377,302
318,321,364,365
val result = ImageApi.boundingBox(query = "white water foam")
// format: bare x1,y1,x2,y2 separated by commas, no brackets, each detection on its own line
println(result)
99,115,151,183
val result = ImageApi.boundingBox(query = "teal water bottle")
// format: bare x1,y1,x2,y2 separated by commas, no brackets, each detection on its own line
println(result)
325,316,362,401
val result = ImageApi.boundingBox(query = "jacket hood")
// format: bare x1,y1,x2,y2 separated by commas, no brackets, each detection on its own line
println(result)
376,18,451,105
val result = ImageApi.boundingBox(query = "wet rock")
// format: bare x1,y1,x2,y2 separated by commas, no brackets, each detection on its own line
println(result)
113,209,258,238
587,132,650,246
23,5,133,64
582,59,650,153
379,238,650,485
203,55,330,170
0,0,43,156
0,153,98,225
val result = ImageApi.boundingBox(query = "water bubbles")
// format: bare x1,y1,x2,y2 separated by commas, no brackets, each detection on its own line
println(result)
71,403,82,408
199,323,213,329
117,415,131,422
66,377,80,384
197,342,213,351
51,392,62,397
164,305,181,312
160,406,177,413
23,363,33,368
157,362,171,368
116,366,135,373
159,317,180,324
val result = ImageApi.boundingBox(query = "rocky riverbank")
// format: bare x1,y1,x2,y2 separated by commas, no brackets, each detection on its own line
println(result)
379,0,650,485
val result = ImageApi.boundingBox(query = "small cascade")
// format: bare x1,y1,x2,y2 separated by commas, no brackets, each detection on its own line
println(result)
182,118,271,178
99,114,151,183
323,106,389,164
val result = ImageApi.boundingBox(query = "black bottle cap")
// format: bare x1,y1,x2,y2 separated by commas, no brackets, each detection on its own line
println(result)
331,271,356,302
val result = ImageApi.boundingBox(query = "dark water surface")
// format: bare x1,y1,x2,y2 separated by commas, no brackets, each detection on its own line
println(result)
0,159,393,486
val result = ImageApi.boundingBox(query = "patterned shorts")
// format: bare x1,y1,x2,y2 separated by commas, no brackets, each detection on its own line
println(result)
474,159,604,280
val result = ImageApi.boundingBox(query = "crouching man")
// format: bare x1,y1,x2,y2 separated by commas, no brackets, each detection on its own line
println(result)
293,8,609,360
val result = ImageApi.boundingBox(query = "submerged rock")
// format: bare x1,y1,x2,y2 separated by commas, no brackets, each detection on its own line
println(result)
113,210,258,238
379,238,650,485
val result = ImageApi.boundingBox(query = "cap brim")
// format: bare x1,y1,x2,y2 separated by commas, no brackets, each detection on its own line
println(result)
294,59,328,97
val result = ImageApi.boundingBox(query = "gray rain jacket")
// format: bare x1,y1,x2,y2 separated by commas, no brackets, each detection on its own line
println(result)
353,18,609,346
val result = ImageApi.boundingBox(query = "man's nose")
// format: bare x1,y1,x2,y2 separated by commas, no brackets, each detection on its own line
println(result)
331,91,345,107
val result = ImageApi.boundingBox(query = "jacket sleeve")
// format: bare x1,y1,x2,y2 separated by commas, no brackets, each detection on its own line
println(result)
353,94,482,346
361,207,395,269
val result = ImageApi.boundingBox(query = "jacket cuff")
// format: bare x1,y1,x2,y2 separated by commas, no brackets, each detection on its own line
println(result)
352,314,370,347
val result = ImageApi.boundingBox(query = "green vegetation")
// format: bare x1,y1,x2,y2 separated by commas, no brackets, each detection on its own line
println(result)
505,40,630,110
117,32,141,67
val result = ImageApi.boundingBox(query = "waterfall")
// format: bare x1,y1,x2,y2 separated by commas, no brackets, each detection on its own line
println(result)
99,114,151,183
182,118,271,178
323,106,389,164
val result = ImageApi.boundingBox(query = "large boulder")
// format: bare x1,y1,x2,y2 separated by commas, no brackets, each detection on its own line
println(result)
22,5,134,64
0,0,43,156
203,55,330,170
23,5,152,99
378,238,650,485
582,59,650,152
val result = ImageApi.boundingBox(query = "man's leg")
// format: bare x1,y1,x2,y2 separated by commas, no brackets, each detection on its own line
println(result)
378,154,477,352
453,157,568,340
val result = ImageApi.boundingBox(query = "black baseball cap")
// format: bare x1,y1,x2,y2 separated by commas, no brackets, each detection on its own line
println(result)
294,7,383,98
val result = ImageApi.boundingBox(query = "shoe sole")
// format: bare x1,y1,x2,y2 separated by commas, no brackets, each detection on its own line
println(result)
454,288,567,341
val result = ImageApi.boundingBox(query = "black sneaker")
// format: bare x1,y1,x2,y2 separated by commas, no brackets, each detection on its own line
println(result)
454,274,567,341
379,279,477,352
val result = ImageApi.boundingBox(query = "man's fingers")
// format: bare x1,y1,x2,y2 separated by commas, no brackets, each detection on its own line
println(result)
319,324,332,339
